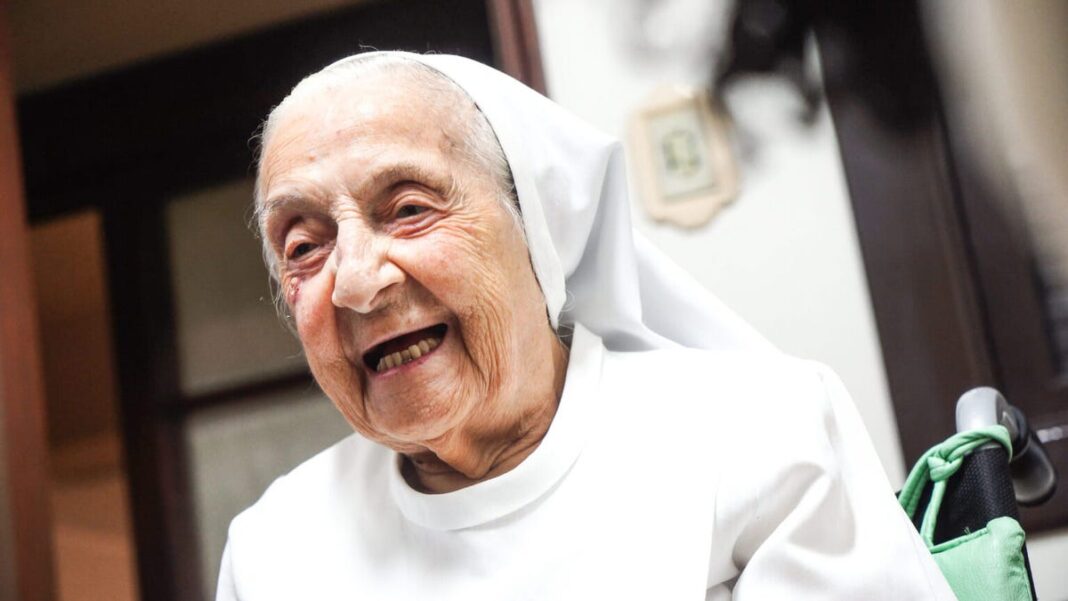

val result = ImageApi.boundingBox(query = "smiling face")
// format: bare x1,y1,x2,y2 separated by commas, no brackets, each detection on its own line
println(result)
257,67,566,482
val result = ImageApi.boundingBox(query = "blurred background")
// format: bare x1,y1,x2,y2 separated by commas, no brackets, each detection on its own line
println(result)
0,0,1065,599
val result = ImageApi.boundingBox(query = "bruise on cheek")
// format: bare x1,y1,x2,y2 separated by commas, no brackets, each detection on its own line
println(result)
286,275,303,306
290,277,321,343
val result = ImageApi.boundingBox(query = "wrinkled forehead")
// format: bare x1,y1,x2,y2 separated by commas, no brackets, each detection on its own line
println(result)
257,71,469,198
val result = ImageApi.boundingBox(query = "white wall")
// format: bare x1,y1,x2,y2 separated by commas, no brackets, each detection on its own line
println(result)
532,1,1067,599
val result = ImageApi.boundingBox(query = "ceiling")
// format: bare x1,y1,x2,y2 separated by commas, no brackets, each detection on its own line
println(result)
10,0,374,92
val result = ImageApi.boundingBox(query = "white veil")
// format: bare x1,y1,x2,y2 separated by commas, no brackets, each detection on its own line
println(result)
357,52,774,354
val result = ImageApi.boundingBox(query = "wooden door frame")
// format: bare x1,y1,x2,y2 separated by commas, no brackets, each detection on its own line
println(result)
0,4,55,601
815,1,1068,530
487,0,545,94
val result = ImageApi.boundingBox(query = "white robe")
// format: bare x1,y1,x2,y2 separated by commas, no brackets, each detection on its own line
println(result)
216,324,955,600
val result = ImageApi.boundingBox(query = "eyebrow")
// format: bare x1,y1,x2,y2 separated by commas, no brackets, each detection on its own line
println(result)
259,160,456,227
357,161,456,201
256,193,322,240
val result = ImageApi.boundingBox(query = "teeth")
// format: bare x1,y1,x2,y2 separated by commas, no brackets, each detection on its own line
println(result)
374,336,441,373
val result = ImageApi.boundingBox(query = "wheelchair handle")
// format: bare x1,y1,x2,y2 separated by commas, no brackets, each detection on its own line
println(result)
955,387,1057,506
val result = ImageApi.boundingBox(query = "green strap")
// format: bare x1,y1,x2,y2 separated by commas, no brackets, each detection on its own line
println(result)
898,425,1012,547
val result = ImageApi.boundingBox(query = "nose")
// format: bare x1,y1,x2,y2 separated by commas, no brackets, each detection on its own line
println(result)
330,221,404,313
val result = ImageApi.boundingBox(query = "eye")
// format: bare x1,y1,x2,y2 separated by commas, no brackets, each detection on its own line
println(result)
395,204,429,219
288,242,317,260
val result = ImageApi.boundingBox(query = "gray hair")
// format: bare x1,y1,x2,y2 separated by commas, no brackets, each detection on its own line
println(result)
252,54,521,319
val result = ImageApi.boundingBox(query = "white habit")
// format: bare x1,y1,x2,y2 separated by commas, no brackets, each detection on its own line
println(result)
217,325,955,600
223,52,955,599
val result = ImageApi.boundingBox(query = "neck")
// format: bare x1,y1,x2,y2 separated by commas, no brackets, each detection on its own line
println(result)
405,333,570,494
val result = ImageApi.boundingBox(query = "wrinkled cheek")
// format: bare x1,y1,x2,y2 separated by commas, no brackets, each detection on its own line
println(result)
291,275,341,369
459,266,518,389
285,275,372,435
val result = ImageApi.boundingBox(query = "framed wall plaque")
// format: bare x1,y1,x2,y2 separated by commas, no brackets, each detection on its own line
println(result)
629,85,738,228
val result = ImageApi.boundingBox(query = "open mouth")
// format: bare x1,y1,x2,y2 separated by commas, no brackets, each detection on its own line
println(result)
363,323,448,374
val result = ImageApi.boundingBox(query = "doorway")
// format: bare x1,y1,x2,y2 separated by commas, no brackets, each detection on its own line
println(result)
29,211,138,601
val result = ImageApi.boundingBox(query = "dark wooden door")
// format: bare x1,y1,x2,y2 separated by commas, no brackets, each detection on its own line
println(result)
816,1,1068,532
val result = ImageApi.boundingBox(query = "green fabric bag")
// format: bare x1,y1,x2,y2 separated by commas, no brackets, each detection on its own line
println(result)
898,426,1034,601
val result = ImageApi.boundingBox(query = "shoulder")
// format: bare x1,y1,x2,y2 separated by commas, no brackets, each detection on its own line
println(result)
603,345,838,422
597,345,846,473
221,433,397,596
227,432,390,547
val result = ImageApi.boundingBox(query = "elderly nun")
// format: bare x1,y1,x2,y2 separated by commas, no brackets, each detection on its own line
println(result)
217,52,956,600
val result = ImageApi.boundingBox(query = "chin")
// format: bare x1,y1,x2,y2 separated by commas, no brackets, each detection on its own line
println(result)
364,388,469,444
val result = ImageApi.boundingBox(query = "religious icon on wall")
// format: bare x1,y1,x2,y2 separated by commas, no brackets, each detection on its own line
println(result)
628,86,738,228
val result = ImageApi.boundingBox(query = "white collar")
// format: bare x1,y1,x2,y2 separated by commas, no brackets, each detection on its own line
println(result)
388,323,605,531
